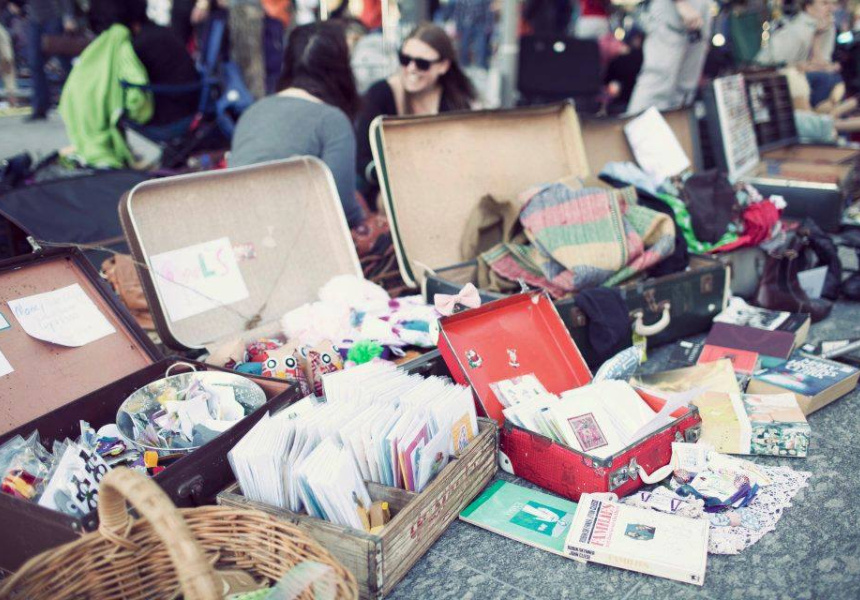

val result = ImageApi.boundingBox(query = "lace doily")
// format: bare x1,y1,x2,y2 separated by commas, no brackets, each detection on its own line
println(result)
620,464,810,555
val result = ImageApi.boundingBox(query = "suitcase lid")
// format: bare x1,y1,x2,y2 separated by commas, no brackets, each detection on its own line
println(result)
580,108,702,174
371,101,590,289
121,158,362,351
742,71,800,151
438,292,592,426
704,74,763,182
0,247,161,435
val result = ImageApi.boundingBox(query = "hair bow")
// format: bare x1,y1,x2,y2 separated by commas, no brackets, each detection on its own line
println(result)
434,283,482,316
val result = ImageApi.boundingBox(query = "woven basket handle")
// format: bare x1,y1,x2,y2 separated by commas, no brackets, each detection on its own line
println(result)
98,467,222,600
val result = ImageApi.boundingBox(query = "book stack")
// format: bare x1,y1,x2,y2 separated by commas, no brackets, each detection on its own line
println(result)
747,353,860,415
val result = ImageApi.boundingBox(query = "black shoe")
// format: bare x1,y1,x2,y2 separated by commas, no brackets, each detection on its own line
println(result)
25,113,47,122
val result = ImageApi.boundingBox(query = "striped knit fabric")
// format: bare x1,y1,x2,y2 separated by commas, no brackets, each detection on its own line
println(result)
481,183,676,298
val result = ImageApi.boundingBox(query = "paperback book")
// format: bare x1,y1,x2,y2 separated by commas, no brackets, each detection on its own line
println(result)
747,353,860,415
459,480,578,555
705,323,795,361
564,494,709,586
692,392,810,457
698,344,759,376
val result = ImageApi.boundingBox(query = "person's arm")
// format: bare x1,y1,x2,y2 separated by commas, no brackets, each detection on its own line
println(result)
321,110,365,228
354,81,392,196
673,0,703,31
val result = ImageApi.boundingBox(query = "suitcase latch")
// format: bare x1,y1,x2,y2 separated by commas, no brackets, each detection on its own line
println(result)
700,274,714,294
684,424,702,443
609,457,639,491
568,307,588,328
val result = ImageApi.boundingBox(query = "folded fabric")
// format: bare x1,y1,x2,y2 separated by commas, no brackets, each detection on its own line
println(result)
480,182,675,298
710,199,781,253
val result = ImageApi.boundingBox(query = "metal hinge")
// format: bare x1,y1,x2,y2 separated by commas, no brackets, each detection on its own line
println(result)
684,425,702,443
608,457,639,491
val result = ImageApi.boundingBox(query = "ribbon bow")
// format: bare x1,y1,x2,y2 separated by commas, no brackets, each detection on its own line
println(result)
434,283,482,316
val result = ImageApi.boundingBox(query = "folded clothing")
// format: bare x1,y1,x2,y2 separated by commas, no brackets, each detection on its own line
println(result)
480,182,676,298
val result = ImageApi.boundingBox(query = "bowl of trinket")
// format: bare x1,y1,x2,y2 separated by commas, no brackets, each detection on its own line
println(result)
116,368,266,454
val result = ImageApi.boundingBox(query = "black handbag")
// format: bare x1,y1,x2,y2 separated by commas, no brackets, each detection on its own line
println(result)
681,170,740,244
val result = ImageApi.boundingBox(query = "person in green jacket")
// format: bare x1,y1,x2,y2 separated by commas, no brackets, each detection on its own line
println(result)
58,24,153,168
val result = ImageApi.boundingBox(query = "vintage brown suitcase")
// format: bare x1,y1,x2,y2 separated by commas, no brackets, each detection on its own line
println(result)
370,102,729,365
120,157,363,357
703,74,856,231
0,248,302,572
580,107,768,300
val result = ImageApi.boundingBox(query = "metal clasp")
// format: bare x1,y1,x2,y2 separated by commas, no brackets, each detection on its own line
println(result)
684,425,702,443
608,457,640,491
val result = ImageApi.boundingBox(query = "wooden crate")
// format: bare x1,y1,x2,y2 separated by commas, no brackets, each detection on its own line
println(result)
218,418,498,599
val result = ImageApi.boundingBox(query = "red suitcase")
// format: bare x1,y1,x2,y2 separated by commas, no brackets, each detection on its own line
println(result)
437,292,702,501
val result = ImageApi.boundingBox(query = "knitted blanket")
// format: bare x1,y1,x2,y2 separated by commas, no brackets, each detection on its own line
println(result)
481,182,675,298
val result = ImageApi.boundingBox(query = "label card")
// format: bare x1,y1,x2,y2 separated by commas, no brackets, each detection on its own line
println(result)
0,348,12,378
149,237,250,322
623,107,691,182
798,266,827,300
7,284,116,347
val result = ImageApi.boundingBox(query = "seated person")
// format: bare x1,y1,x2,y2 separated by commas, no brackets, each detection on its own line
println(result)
229,22,365,229
355,23,478,206
757,0,843,109
122,0,199,127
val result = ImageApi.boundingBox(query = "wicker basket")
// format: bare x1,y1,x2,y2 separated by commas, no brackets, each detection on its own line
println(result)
0,468,358,600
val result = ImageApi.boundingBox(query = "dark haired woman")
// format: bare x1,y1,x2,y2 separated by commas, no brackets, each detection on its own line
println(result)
229,22,365,228
355,22,478,206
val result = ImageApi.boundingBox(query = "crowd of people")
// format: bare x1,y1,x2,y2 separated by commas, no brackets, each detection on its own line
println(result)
4,0,860,224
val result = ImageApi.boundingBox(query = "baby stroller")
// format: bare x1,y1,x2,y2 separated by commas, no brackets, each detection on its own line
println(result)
119,15,254,169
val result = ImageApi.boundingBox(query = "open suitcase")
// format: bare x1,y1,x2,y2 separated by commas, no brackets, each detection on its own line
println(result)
703,73,857,231
119,157,363,355
580,107,768,300
370,102,729,368
0,247,302,572
436,292,702,501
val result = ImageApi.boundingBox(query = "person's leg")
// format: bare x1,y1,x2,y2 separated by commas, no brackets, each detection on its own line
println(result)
626,26,686,113
0,23,17,103
476,21,492,69
672,30,710,108
229,5,266,99
25,18,48,116
457,20,473,66
263,16,284,95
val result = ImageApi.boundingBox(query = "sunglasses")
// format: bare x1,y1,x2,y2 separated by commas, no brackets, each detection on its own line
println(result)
398,51,443,71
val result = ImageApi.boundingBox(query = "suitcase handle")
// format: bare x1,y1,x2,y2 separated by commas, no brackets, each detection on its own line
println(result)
631,303,671,337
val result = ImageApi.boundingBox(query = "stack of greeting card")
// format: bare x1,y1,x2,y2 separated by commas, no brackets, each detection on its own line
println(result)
228,362,478,528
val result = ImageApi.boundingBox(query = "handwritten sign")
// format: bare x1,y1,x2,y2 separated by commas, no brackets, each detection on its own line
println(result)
7,284,116,347
149,237,250,322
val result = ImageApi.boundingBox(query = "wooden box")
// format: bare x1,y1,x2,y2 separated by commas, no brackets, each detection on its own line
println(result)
218,419,498,599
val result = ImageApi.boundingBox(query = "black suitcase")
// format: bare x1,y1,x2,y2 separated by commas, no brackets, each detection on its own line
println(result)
370,103,729,369
0,248,302,572
517,35,601,111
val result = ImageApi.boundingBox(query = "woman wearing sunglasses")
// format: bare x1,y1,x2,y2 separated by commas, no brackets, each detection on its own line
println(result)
355,23,478,208
229,22,365,228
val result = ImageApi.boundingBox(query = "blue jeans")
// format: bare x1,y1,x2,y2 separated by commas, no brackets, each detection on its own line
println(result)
26,18,72,116
457,21,490,69
806,71,843,108
263,17,284,95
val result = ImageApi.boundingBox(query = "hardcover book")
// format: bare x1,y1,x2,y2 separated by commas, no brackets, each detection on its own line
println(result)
460,480,578,555
564,494,709,586
705,323,795,360
747,354,860,415
692,392,810,457
698,344,759,376
664,340,705,370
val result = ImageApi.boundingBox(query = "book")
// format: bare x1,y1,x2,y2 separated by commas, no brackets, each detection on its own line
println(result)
775,313,811,348
459,480,578,556
747,354,860,415
664,340,704,370
630,359,741,397
698,344,759,376
564,494,709,586
705,323,795,360
692,392,810,457
714,298,810,349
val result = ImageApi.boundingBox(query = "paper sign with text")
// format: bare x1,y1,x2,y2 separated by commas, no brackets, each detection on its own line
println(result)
149,237,250,322
7,284,116,347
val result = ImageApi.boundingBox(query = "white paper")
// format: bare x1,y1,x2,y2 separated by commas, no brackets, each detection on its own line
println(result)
0,348,12,378
149,237,250,322
7,284,116,347
798,267,827,300
0,311,9,331
624,107,691,182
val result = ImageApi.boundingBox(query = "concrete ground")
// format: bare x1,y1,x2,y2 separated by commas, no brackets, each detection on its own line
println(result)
0,111,68,161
